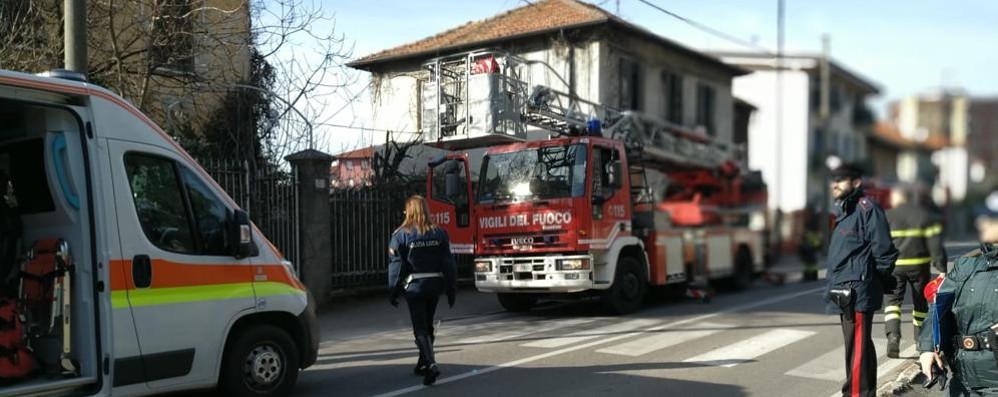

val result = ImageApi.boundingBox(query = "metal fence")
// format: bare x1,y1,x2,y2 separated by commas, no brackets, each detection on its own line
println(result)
199,158,300,269
329,189,405,291
328,188,474,291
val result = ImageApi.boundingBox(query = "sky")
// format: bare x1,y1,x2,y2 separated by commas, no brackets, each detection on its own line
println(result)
310,0,998,154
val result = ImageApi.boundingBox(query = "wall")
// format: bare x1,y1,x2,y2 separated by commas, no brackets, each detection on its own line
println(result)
732,70,810,212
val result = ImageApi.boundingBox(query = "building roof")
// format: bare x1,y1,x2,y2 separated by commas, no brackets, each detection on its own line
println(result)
710,51,881,95
347,0,744,76
870,122,948,151
333,146,376,160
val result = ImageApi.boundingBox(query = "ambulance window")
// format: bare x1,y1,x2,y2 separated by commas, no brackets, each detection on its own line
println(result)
180,167,229,256
124,154,196,254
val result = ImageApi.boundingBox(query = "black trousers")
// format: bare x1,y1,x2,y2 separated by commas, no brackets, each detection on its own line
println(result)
406,294,440,339
841,311,877,397
884,265,930,338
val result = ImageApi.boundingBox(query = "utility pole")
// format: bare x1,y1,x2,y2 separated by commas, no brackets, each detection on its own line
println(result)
774,0,784,254
819,34,832,253
64,0,87,74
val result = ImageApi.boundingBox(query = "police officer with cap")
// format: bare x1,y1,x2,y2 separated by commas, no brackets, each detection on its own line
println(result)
919,189,998,396
884,184,947,358
388,195,457,386
824,163,899,397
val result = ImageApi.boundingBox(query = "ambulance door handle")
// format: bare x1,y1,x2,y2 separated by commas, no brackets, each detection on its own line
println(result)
132,255,152,288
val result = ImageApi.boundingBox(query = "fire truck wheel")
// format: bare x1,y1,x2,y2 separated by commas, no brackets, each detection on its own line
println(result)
731,246,753,290
497,293,536,312
220,324,300,397
601,257,646,315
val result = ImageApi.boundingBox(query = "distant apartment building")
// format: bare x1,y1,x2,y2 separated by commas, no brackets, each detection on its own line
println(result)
712,52,880,213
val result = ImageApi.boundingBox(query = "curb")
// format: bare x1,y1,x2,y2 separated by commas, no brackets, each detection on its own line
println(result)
877,363,923,396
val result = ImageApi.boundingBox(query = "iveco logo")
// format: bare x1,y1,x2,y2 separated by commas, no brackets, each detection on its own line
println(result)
511,237,534,245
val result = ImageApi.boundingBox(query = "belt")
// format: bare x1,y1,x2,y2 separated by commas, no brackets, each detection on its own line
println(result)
955,332,997,351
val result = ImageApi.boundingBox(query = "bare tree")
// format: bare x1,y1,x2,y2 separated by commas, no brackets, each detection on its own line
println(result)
0,0,357,165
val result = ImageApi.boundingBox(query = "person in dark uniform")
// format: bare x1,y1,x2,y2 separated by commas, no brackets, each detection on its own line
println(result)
918,190,998,396
884,185,947,358
388,195,457,386
824,163,899,397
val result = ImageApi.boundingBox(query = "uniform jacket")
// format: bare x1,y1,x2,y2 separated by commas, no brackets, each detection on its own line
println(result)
824,189,899,314
918,246,998,390
388,226,457,300
886,202,947,273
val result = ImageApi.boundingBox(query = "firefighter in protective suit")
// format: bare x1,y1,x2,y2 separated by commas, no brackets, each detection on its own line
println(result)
884,185,947,358
388,195,457,386
918,191,998,396
824,164,898,397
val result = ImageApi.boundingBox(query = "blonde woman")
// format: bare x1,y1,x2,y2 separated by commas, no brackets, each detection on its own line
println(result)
388,195,456,385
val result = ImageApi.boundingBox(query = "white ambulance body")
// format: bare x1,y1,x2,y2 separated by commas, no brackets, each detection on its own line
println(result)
0,69,318,397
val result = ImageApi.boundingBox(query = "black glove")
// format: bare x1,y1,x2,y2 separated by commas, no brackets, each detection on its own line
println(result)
389,294,399,308
447,292,456,308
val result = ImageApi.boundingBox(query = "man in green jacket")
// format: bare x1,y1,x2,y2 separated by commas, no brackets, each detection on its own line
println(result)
919,192,998,396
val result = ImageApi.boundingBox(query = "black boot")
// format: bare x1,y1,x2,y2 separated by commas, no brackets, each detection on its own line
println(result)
416,335,439,385
887,334,900,359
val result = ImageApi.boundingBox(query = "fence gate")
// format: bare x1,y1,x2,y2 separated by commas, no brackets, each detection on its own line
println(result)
200,158,300,270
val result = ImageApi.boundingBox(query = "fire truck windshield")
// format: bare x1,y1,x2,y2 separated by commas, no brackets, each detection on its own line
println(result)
477,144,587,204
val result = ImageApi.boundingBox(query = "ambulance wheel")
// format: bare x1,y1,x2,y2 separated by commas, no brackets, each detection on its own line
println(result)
220,324,299,397
601,257,646,315
497,293,536,312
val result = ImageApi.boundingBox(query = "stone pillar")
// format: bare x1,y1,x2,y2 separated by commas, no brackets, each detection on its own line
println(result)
286,149,335,305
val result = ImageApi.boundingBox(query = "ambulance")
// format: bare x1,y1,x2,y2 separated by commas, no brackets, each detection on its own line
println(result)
0,69,318,396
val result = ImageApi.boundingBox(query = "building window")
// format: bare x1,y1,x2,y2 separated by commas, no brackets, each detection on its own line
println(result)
661,70,683,124
619,58,642,111
695,83,716,135
151,0,195,74
345,160,354,171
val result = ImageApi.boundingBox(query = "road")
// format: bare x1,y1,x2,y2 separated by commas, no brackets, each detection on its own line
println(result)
294,244,986,397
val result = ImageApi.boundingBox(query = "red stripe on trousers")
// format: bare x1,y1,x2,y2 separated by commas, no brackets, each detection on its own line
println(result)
851,312,864,397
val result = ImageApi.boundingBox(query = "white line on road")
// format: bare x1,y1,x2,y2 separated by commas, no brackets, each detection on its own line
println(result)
457,318,597,345
595,322,732,357
520,318,660,348
371,286,825,397
683,328,816,368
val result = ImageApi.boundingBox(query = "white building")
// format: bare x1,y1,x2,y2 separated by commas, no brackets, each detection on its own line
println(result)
712,52,881,213
346,0,748,178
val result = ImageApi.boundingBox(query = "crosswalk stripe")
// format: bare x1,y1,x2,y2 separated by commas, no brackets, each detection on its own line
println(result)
596,322,733,357
684,328,816,368
824,344,918,397
521,319,660,348
458,318,597,344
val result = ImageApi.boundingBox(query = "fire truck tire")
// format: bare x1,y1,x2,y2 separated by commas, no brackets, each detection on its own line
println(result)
731,246,753,290
497,293,536,312
601,257,646,315
219,324,300,397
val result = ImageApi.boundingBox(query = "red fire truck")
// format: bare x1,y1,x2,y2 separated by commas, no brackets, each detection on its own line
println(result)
422,50,770,314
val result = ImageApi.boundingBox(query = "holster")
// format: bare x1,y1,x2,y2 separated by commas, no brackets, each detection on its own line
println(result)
829,287,855,317
988,330,998,367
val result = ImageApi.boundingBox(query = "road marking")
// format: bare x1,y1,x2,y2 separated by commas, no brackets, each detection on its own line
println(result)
521,318,660,348
596,322,732,357
458,318,597,344
788,339,915,381
683,328,816,368
372,286,825,397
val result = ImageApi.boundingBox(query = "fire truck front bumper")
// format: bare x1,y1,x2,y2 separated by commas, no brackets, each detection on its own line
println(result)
473,255,599,293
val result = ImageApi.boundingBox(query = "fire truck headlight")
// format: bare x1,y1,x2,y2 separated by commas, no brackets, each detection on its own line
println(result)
474,260,492,273
556,258,589,271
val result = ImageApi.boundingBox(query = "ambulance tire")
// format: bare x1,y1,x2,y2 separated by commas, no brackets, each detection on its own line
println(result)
601,257,645,315
497,293,536,312
220,324,300,397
